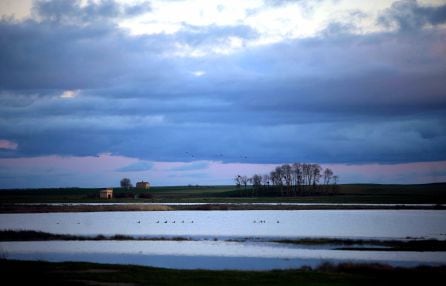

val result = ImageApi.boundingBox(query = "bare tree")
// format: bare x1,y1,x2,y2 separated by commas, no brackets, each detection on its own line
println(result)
270,167,284,196
332,175,339,193
251,174,262,196
302,163,311,188
281,164,292,195
262,174,270,190
251,174,262,190
234,175,242,188
234,175,243,196
292,163,303,193
236,163,336,196
311,164,322,190
323,168,334,185
270,171,278,186
240,175,249,192
120,178,132,190
332,175,339,184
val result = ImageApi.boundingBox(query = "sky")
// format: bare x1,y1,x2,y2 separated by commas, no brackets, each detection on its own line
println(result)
0,0,446,188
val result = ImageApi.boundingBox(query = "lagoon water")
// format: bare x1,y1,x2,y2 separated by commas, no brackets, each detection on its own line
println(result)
1,210,446,239
1,210,446,269
3,240,446,270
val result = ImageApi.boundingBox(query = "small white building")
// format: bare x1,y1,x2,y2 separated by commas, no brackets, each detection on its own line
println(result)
100,188,113,199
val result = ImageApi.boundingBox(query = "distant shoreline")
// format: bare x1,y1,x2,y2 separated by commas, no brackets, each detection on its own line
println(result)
0,202,445,213
1,183,445,211
2,230,446,252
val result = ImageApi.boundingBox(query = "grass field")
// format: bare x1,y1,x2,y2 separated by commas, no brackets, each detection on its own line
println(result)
1,259,445,286
0,183,445,205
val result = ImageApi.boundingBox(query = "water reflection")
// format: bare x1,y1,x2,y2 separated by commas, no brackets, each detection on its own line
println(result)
2,240,446,270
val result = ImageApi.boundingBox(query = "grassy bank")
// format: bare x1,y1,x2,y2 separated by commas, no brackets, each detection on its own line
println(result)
0,204,173,213
1,203,444,213
273,237,446,251
1,183,446,205
1,259,446,286
0,230,188,242
2,230,446,251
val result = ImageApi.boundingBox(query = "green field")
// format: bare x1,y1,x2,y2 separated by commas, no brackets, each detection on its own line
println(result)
0,183,446,204
1,259,445,286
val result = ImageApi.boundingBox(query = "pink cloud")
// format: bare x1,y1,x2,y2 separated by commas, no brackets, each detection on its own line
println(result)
0,154,445,188
0,139,18,150
0,154,135,172
323,161,446,184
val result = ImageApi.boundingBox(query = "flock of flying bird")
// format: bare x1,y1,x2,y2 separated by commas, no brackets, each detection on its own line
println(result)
185,152,248,160
134,220,280,224
57,219,282,225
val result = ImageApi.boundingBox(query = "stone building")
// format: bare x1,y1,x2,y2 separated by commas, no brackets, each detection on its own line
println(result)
135,181,150,190
100,188,113,199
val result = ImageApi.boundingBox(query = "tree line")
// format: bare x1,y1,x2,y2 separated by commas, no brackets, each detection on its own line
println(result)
234,163,338,196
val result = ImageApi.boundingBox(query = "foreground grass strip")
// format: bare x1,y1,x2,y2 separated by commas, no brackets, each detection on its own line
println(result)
267,238,446,251
0,230,191,242
1,259,446,286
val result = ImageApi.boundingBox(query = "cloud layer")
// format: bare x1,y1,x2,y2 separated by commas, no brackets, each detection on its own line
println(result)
0,0,445,186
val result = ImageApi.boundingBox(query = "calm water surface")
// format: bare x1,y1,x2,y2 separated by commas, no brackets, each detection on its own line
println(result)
1,210,446,269
1,210,446,239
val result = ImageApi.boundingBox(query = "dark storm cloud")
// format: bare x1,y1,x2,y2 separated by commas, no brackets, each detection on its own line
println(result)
34,0,151,24
1,0,446,165
379,0,446,30
0,16,256,92
0,20,171,90
3,114,445,164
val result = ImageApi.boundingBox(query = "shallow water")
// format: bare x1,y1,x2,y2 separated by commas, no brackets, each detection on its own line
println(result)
1,210,445,239
2,240,446,270
1,210,446,269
